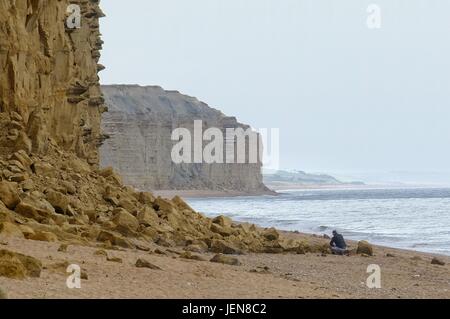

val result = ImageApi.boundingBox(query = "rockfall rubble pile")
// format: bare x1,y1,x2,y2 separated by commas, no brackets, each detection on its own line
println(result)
0,150,324,257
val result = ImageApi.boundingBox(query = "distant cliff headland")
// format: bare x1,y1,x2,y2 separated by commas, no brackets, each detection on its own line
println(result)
100,85,271,195
264,170,364,190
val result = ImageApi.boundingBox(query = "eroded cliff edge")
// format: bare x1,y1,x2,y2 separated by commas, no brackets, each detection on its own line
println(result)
0,0,106,163
100,85,270,194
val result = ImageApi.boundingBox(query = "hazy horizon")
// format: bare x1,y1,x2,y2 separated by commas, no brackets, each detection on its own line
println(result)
99,0,450,183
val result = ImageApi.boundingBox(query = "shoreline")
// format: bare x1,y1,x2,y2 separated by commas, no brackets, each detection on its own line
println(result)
265,183,450,192
153,184,450,199
153,189,278,199
280,229,450,259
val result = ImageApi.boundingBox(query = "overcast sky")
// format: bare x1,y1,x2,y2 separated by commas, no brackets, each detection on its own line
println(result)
99,0,450,180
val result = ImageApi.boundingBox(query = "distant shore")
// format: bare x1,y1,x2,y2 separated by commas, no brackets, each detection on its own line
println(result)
153,189,278,199
266,182,450,192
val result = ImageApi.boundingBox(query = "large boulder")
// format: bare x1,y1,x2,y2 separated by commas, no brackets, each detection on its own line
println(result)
210,239,242,255
431,257,445,266
28,231,58,242
262,240,285,254
154,197,178,215
31,162,57,178
137,192,155,205
262,227,280,241
0,249,42,279
6,251,42,278
45,190,70,215
356,241,374,256
0,255,26,279
0,181,20,210
111,208,139,236
212,215,233,228
60,181,76,195
0,222,24,238
118,198,138,213
277,239,301,252
18,225,35,238
11,151,32,170
97,230,134,249
210,223,233,237
237,223,258,234
15,193,56,222
136,207,159,227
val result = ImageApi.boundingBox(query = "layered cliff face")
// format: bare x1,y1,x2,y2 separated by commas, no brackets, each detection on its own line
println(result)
0,0,106,164
100,85,269,193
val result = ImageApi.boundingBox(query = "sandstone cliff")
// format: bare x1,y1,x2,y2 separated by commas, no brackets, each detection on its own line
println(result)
0,0,106,164
0,1,301,261
100,85,269,193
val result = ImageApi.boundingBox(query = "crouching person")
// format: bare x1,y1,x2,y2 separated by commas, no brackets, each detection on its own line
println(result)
330,230,348,255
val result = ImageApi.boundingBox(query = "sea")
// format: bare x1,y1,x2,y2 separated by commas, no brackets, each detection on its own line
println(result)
187,187,450,256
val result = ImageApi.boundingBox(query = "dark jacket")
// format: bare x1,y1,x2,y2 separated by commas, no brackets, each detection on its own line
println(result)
330,233,347,249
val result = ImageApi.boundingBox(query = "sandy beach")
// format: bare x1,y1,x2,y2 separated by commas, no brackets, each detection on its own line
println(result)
1,231,449,299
